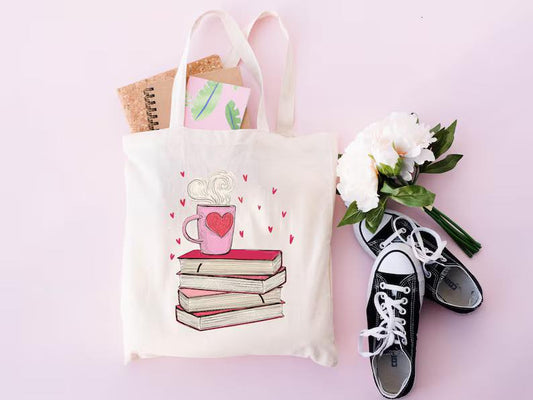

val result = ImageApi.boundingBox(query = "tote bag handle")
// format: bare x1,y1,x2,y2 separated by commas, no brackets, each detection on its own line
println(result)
225,11,295,136
170,10,270,131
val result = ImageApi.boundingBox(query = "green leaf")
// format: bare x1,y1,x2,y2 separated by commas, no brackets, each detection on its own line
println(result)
365,196,388,233
430,120,457,158
225,100,242,130
191,80,223,120
376,158,403,178
422,154,463,174
447,120,457,136
430,123,441,133
380,181,398,195
338,201,366,227
389,185,435,207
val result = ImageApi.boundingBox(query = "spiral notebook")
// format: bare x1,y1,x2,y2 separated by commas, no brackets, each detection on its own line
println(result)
117,55,223,133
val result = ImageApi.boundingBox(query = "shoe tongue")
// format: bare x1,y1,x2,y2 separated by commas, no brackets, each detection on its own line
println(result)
378,272,412,300
379,272,411,286
383,344,402,355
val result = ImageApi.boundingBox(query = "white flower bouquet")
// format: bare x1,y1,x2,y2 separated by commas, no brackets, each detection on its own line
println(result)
337,112,481,257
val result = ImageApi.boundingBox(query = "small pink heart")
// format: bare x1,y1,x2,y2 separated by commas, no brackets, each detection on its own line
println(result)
257,205,262,210
243,174,248,182
169,212,174,219
272,187,277,195
170,253,175,260
282,211,287,218
180,199,186,207
290,234,294,244
180,171,185,177
176,238,181,245
239,230,244,238
268,226,273,233
238,196,243,203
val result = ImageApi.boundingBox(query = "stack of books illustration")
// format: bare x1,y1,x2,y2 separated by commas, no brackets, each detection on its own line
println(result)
176,249,286,330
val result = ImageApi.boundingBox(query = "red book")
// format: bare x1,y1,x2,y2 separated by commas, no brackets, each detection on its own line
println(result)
178,249,282,275
175,302,284,331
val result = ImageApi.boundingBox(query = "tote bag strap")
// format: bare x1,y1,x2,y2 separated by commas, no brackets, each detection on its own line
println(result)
225,11,295,136
170,10,270,131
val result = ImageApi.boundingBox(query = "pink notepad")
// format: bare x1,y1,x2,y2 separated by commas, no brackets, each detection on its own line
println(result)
184,76,251,130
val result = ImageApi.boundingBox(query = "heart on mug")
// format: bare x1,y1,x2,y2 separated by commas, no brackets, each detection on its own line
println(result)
206,212,234,237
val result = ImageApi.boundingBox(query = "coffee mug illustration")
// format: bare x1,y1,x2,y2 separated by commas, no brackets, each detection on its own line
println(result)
182,205,236,255
182,171,236,255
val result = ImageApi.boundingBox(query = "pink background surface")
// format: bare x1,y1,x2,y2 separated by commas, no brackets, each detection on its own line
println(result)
2,0,532,399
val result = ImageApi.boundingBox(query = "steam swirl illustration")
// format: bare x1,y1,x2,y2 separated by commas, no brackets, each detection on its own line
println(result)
187,171,235,205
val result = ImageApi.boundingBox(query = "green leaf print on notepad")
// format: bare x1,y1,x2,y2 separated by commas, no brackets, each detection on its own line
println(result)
225,100,242,130
190,80,222,120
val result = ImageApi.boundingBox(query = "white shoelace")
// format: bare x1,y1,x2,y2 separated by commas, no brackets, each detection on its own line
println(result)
378,216,448,278
358,215,448,357
359,283,410,357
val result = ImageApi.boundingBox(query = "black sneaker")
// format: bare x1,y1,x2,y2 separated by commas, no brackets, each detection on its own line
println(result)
354,209,483,313
359,242,424,399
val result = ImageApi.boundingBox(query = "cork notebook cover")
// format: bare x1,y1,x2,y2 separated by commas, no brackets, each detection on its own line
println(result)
117,55,222,133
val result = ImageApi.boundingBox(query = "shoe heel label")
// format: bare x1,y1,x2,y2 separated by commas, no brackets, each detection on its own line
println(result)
442,276,458,290
391,354,397,367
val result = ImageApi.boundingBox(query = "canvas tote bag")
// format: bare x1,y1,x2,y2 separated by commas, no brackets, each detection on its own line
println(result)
122,10,338,366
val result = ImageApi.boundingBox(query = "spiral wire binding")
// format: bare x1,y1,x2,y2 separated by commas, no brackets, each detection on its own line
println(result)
143,87,159,130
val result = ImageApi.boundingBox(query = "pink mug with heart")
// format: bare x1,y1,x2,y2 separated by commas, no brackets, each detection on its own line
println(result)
182,205,236,255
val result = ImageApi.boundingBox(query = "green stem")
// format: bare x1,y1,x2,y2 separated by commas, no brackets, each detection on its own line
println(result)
423,206,482,257
431,208,481,247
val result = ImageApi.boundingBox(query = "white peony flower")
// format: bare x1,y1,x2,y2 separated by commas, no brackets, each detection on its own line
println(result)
337,132,380,212
337,112,436,212
381,112,436,179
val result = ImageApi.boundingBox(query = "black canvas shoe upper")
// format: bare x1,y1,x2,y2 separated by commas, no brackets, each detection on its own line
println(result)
354,210,483,313
359,242,423,399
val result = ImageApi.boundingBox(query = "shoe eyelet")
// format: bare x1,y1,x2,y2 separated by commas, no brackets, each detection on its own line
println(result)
401,338,408,345
404,287,411,294
401,298,408,305
379,282,386,289
439,257,447,262
399,319,406,325
400,228,407,234
425,271,432,279
379,243,385,249
399,309,406,315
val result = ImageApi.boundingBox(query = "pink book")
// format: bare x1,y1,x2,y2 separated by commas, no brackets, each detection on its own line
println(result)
175,302,284,331
178,287,282,312
178,249,282,275
184,76,251,130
